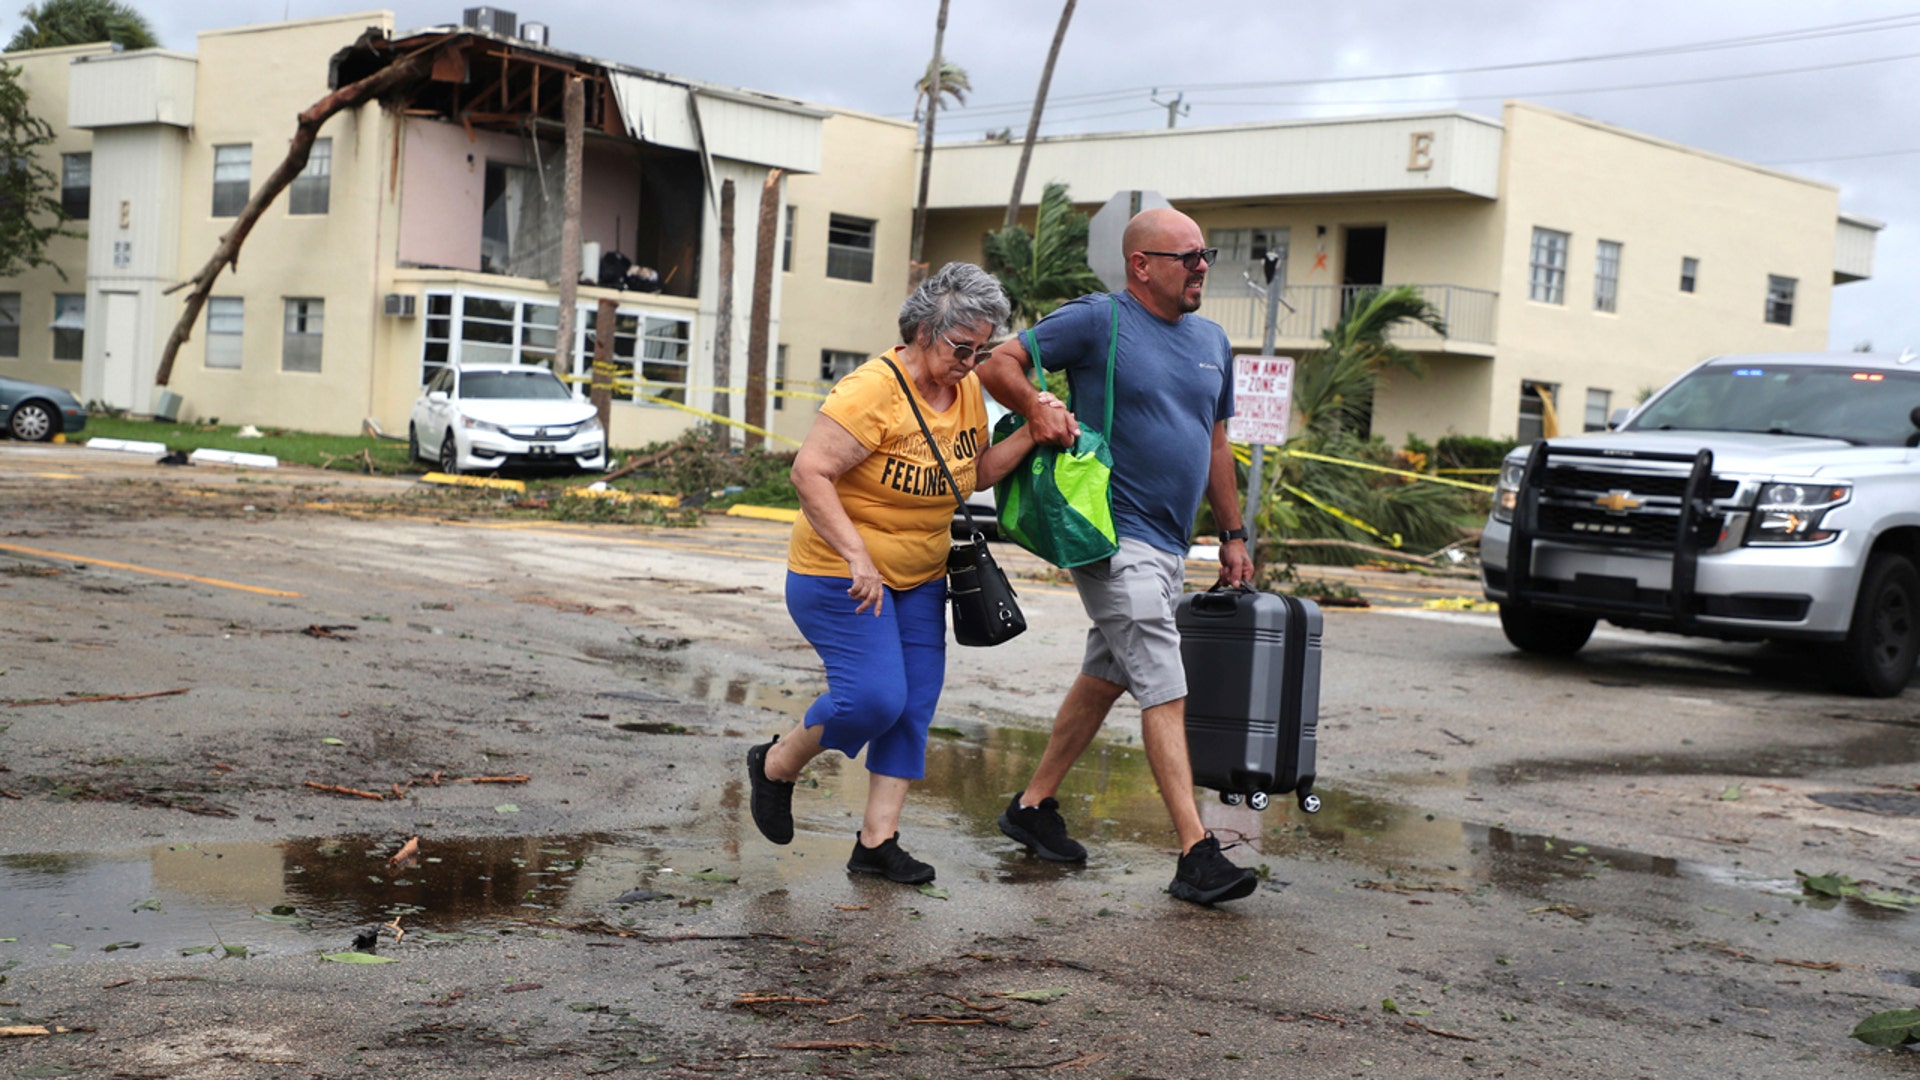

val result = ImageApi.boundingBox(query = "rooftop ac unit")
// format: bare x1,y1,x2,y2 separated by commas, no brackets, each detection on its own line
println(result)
383,293,417,318
519,21,549,46
462,6,517,36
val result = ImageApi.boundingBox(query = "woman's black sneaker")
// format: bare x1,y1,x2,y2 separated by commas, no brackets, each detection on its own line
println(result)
746,740,794,845
997,792,1087,862
847,832,935,885
1168,834,1259,906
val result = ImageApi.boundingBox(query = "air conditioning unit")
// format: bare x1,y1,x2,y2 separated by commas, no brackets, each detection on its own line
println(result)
462,6,517,36
383,293,417,318
519,21,549,46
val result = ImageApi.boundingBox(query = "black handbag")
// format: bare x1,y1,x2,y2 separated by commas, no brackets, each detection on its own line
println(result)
881,357,1027,647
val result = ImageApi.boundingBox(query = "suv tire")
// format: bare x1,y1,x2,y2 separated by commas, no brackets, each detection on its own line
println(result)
1499,602,1597,657
1825,553,1918,698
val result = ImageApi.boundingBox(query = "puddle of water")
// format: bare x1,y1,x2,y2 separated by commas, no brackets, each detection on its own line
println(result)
1487,723,1920,785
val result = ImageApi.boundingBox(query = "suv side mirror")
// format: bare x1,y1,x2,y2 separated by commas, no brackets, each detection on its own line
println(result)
428,390,448,403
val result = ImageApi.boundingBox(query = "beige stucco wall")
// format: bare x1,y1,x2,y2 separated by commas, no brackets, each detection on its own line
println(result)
165,12,395,432
774,110,917,444
1485,102,1837,439
0,43,111,395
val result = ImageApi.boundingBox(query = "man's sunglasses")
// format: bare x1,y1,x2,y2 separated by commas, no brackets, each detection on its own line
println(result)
1141,247,1219,271
940,333,994,361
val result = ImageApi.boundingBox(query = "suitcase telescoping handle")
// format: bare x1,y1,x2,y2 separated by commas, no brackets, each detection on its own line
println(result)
1188,582,1258,616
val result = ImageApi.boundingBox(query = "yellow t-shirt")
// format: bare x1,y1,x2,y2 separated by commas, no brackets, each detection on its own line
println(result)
787,350,990,589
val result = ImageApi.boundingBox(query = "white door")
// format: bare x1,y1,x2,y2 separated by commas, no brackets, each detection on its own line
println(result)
101,292,140,411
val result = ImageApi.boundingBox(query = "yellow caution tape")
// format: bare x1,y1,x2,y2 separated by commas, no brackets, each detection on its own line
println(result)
727,504,801,523
563,371,828,404
421,472,526,492
1422,596,1499,612
1281,483,1403,548
1435,467,1501,475
563,487,681,508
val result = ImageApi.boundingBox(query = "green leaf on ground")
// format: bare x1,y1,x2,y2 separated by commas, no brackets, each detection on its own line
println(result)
1381,998,1400,1013
321,951,397,964
1851,1008,1920,1047
100,941,141,952
683,870,737,883
180,945,215,956
998,988,1068,1003
321,737,345,746
1796,871,1854,899
132,897,163,912
494,804,520,814
222,944,251,959
917,885,950,900
1718,784,1744,801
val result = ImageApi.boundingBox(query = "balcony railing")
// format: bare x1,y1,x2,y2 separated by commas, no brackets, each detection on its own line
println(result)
1203,283,1498,348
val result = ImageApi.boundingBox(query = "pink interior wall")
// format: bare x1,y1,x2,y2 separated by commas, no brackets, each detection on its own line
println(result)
399,118,643,276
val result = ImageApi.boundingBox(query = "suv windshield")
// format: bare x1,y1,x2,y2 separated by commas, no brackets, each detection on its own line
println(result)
1627,364,1920,446
459,369,572,401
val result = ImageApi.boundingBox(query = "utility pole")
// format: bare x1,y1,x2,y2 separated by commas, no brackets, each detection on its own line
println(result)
1150,88,1189,129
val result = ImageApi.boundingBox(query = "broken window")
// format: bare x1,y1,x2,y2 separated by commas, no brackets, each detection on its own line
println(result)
826,214,875,282
282,297,324,373
481,156,565,280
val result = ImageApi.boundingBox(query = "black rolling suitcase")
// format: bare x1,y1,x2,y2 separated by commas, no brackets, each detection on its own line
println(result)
1177,585,1322,813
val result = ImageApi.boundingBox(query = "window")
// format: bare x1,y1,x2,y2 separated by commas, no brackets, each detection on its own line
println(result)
1584,388,1612,432
1529,228,1568,304
52,293,85,361
782,205,795,272
0,292,18,357
282,298,324,372
606,313,692,404
422,293,454,385
1679,256,1698,293
1207,227,1290,297
60,153,89,220
774,343,787,410
205,297,244,369
1517,381,1556,443
212,144,250,217
1593,240,1621,313
821,349,864,382
289,138,330,215
1765,275,1796,326
826,214,875,282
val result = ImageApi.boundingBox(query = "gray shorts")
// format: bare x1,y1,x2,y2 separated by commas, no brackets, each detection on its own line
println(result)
1070,538,1188,709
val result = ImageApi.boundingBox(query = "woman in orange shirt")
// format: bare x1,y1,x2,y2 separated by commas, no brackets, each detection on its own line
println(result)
745,263,1057,884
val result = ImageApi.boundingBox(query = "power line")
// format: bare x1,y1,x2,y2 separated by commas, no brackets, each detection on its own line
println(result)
919,10,1920,123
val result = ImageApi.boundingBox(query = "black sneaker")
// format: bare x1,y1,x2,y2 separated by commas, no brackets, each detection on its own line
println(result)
1168,834,1258,906
997,792,1088,862
746,740,794,845
847,833,936,885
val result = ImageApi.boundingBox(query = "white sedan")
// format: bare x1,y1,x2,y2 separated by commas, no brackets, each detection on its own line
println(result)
408,364,607,475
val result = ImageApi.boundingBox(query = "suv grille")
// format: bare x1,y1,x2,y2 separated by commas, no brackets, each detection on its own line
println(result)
1530,465,1733,550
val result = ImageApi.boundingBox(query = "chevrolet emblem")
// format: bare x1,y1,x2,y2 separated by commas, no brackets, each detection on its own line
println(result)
1595,490,1642,514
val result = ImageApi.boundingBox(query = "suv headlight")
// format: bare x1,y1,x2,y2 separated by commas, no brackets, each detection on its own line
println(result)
1746,482,1849,545
461,416,507,434
1491,460,1526,522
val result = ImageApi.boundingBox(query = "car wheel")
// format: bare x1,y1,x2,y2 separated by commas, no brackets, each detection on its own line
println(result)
438,433,460,476
8,399,57,442
1825,553,1918,697
1498,601,1596,657
407,423,421,463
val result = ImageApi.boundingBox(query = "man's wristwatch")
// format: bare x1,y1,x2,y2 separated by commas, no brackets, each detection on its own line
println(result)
1218,527,1248,544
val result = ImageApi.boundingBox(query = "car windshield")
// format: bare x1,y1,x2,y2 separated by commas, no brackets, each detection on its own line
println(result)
1626,364,1920,446
458,369,572,401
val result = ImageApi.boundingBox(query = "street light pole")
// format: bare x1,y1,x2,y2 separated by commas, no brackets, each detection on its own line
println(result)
1244,249,1285,561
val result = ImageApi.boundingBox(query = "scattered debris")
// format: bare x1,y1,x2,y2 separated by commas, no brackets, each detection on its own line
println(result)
0,1025,71,1037
388,836,421,868
303,781,387,801
1852,1008,1920,1047
7,688,190,708
734,994,831,1007
1355,881,1468,895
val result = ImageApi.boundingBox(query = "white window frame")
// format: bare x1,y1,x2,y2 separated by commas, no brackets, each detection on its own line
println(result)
51,293,85,361
1529,227,1568,305
205,297,244,369
825,213,875,282
1765,274,1796,326
1207,226,1290,298
1593,240,1621,313
1584,387,1612,432
417,286,692,408
212,144,251,217
281,297,324,373
289,138,330,215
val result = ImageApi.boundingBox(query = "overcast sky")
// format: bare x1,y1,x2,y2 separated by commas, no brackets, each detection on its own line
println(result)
73,1,1920,352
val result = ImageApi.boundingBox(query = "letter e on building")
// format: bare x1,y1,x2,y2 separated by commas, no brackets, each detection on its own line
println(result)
1408,131,1435,172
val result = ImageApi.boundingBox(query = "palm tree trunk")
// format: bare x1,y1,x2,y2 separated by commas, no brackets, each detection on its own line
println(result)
909,0,949,283
744,169,783,450
1004,0,1075,230
711,177,735,421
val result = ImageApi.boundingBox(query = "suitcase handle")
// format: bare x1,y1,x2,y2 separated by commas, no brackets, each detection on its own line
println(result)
1189,582,1258,615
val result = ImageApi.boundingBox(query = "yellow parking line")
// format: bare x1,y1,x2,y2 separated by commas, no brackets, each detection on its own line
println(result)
0,541,304,597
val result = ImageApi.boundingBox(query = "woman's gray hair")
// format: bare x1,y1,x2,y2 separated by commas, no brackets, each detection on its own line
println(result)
897,262,1010,345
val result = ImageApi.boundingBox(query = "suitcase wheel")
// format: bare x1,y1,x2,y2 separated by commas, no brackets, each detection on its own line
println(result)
1300,793,1322,814
1218,791,1244,807
1248,791,1270,811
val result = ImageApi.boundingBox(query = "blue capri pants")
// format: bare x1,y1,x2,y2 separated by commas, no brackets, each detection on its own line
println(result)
785,571,948,780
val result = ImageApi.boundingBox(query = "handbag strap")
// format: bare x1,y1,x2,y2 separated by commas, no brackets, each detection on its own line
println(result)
878,354,982,539
1021,293,1118,436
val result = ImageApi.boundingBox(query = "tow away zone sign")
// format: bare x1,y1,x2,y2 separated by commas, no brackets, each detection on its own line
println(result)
1229,354,1294,445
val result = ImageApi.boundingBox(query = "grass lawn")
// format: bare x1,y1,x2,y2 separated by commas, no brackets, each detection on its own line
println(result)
84,417,420,475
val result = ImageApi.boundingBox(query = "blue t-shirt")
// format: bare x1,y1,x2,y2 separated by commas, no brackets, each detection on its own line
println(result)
1022,291,1234,556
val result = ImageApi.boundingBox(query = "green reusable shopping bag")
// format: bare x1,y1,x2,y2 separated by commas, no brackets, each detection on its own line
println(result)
992,295,1121,569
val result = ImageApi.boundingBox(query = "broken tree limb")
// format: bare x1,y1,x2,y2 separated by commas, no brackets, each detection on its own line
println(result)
303,781,387,800
7,688,189,708
155,36,455,387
